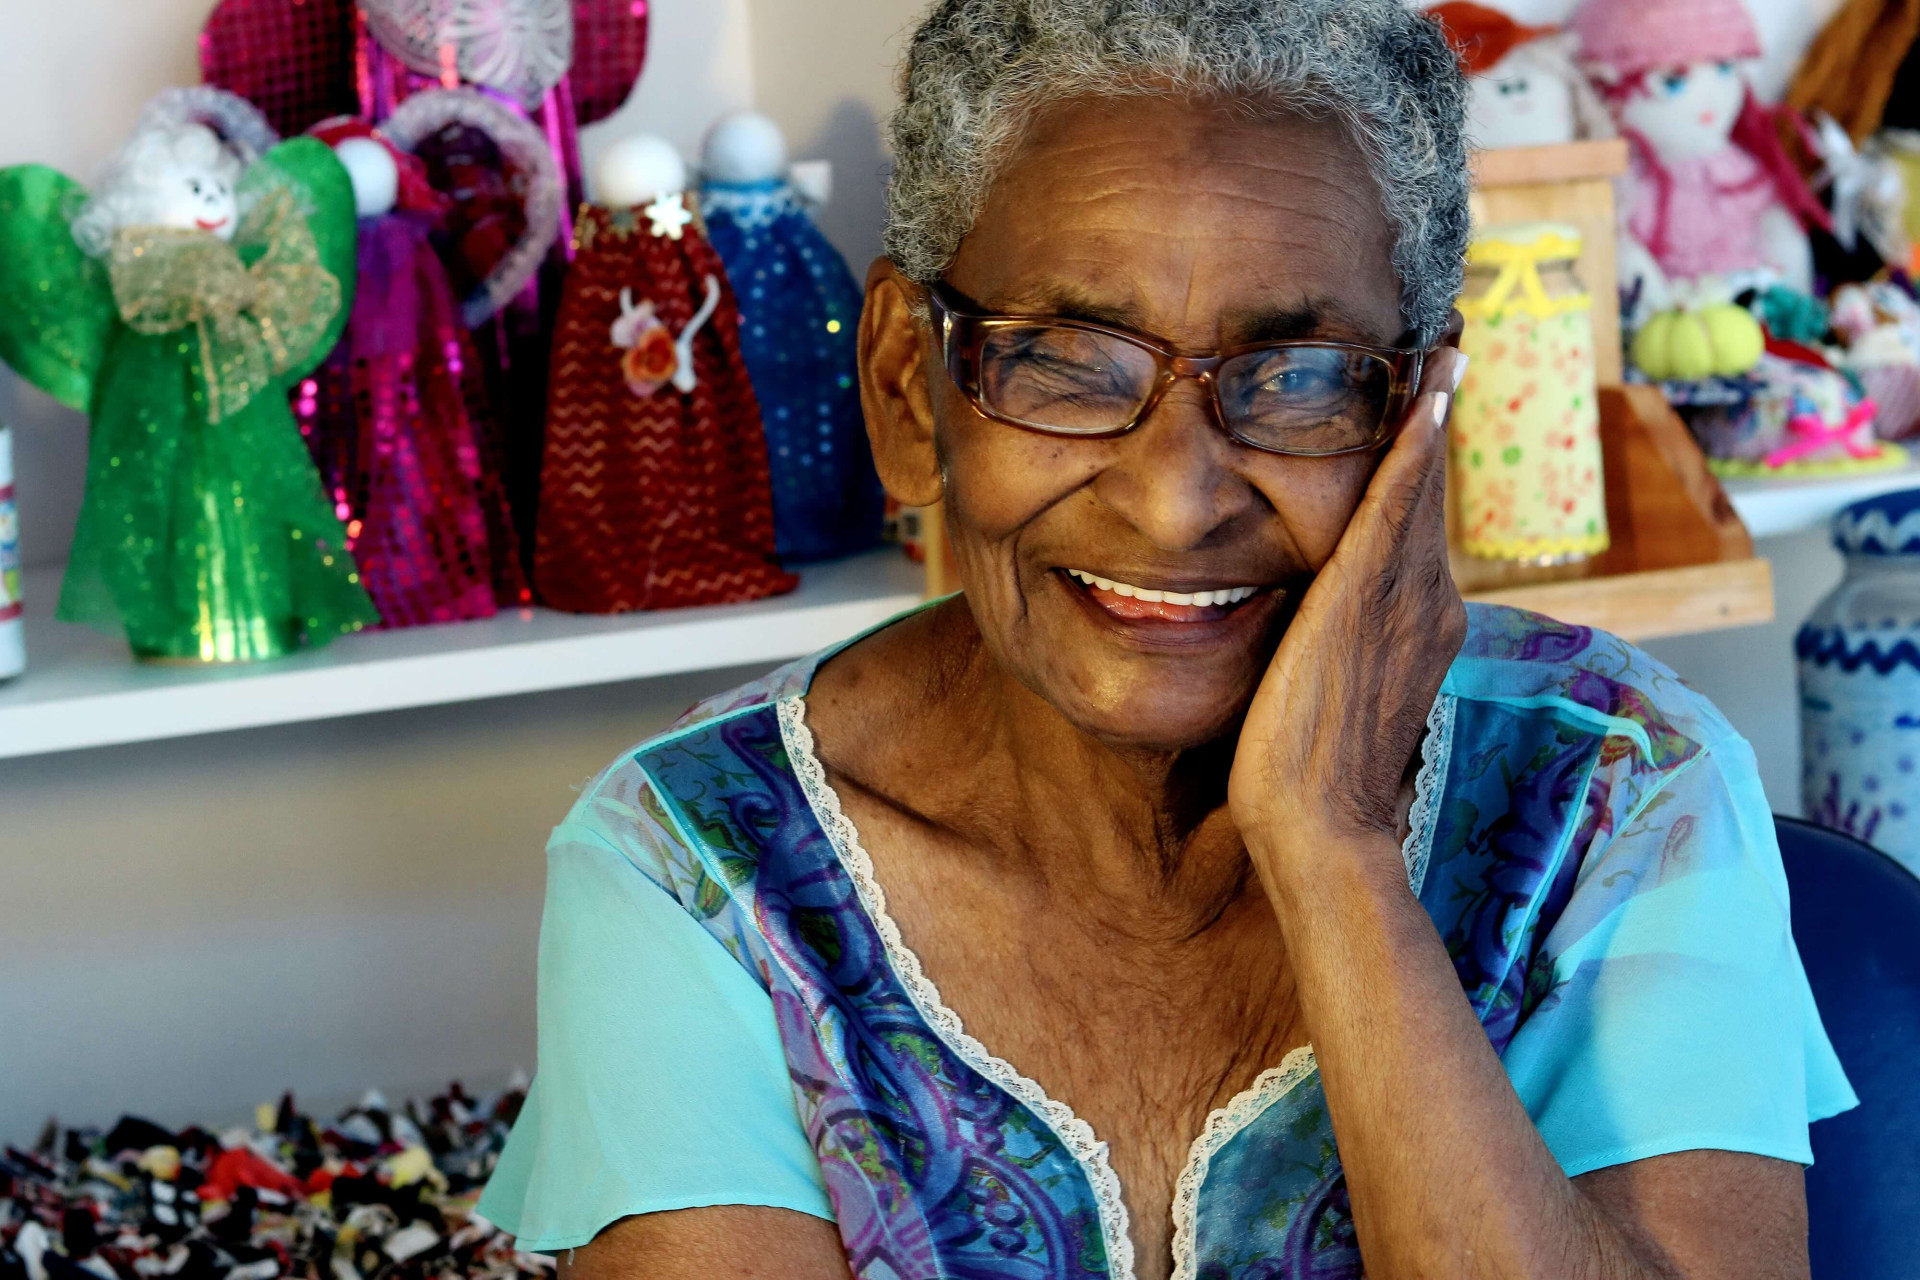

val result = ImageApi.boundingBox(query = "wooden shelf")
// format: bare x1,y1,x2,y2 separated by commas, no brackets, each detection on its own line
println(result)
1464,559,1773,641
0,550,925,760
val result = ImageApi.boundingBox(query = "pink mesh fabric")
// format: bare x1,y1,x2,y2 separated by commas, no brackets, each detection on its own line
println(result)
199,0,362,139
570,0,649,124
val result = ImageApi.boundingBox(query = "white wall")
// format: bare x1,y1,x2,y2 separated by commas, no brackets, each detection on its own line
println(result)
0,0,1845,1140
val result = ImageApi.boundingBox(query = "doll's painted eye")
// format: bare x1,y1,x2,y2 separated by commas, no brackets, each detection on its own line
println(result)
1717,61,1735,75
1661,71,1687,95
1500,78,1529,95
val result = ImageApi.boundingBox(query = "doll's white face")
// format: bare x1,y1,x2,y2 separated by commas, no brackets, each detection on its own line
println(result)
1619,60,1746,161
143,154,241,241
1468,48,1578,150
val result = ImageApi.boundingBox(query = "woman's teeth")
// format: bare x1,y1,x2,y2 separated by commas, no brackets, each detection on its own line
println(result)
1066,569,1259,608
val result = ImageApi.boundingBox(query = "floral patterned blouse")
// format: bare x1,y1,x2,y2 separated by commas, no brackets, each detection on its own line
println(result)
478,603,1854,1280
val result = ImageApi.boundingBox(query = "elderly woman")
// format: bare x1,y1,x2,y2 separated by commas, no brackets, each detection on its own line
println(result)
477,2,1854,1276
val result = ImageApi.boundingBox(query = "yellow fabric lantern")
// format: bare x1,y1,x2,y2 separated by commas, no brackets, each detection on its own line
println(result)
1453,221,1610,564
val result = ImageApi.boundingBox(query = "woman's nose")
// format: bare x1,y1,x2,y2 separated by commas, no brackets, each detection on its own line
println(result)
1092,382,1253,551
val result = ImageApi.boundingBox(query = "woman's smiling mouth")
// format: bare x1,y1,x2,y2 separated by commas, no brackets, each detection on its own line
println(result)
1064,567,1267,624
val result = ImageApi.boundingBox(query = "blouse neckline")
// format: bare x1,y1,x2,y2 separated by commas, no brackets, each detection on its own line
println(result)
775,689,1457,1280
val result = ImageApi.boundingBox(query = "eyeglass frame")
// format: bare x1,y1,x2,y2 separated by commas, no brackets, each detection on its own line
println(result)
925,281,1429,458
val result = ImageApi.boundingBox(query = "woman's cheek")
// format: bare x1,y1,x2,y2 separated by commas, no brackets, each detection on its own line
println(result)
1253,452,1375,570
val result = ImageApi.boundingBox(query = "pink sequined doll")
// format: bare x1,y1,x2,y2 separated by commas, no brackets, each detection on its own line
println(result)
296,90,558,628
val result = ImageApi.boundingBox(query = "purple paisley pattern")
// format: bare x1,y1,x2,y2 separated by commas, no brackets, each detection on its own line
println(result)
621,604,1734,1279
641,709,1109,1280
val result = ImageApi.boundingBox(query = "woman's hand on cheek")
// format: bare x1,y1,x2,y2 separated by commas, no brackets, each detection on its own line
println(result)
1227,351,1468,894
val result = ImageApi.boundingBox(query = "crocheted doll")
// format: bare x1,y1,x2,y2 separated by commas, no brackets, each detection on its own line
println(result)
535,136,795,612
699,112,884,562
1570,0,1830,311
1428,2,1615,151
0,89,376,662
297,89,558,630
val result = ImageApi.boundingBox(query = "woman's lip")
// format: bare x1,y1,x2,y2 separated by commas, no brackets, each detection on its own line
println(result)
1053,567,1283,641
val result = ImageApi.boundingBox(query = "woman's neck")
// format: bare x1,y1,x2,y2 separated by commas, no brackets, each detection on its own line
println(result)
810,599,1261,938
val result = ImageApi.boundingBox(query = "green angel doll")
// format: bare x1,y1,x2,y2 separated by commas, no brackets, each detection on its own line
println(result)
0,88,378,662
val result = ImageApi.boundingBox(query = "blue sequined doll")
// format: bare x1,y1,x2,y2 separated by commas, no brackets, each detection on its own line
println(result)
699,113,883,562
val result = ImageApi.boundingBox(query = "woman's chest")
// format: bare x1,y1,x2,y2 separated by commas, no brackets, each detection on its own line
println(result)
841,800,1308,1276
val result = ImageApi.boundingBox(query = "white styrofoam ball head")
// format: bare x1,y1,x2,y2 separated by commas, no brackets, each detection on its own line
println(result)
595,135,688,210
335,137,399,217
702,112,788,185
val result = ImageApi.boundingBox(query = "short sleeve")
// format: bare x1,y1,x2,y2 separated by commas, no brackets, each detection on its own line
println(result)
1499,734,1858,1177
476,816,834,1249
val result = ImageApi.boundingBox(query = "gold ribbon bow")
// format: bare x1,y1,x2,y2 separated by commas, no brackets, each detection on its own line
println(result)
108,188,340,423
1459,229,1591,325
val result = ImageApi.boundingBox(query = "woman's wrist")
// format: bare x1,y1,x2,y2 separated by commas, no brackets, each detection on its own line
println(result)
1246,823,1416,921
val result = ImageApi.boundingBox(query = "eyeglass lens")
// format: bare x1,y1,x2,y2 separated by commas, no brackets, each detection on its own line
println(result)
976,323,1396,453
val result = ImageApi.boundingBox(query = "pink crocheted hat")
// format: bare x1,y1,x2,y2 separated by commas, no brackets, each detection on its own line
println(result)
1568,0,1763,79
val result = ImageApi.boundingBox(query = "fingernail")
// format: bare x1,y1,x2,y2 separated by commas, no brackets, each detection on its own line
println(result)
1432,392,1451,430
1450,357,1470,393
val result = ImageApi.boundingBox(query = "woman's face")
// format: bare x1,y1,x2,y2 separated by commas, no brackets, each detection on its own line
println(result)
872,94,1410,753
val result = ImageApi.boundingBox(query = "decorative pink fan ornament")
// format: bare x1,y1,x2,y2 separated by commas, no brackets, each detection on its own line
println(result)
201,0,645,131
359,0,573,109
198,0,361,139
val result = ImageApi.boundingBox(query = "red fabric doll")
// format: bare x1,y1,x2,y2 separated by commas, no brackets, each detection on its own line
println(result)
535,137,795,612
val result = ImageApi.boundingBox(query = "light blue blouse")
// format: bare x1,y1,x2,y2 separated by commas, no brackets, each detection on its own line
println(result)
479,604,1856,1277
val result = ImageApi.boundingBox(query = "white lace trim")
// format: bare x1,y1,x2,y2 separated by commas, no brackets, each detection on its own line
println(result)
777,697,1137,1280
1168,1043,1319,1279
777,690,1456,1280
1403,691,1457,900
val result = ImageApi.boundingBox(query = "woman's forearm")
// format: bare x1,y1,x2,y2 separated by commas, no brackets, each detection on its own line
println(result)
1252,831,1658,1280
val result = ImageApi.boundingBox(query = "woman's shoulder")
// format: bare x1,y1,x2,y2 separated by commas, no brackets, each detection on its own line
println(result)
1447,602,1737,774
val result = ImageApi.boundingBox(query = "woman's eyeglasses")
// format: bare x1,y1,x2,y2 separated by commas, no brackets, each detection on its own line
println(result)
928,283,1426,457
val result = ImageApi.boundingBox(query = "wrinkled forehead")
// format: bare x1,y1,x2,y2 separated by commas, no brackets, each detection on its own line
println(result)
946,92,1406,349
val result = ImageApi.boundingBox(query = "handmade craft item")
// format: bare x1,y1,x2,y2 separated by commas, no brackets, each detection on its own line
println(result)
0,424,21,680
1451,222,1610,564
699,112,883,563
1832,281,1920,438
1428,2,1614,151
298,96,545,630
0,1083,550,1280
0,89,376,662
1686,352,1907,475
1799,489,1920,874
1629,301,1764,381
1570,0,1831,309
535,135,794,612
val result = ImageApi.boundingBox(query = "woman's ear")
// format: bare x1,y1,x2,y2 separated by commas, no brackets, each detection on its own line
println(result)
1438,306,1465,350
859,258,944,507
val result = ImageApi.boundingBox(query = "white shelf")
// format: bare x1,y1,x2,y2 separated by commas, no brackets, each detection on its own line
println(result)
1724,456,1920,540
0,550,925,760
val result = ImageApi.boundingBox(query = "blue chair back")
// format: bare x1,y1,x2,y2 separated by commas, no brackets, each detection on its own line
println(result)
1777,815,1920,1279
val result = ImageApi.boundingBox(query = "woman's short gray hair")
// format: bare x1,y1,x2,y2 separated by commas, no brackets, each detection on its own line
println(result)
885,0,1471,344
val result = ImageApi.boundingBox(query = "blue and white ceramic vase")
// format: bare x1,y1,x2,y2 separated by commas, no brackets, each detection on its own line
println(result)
1798,489,1920,872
